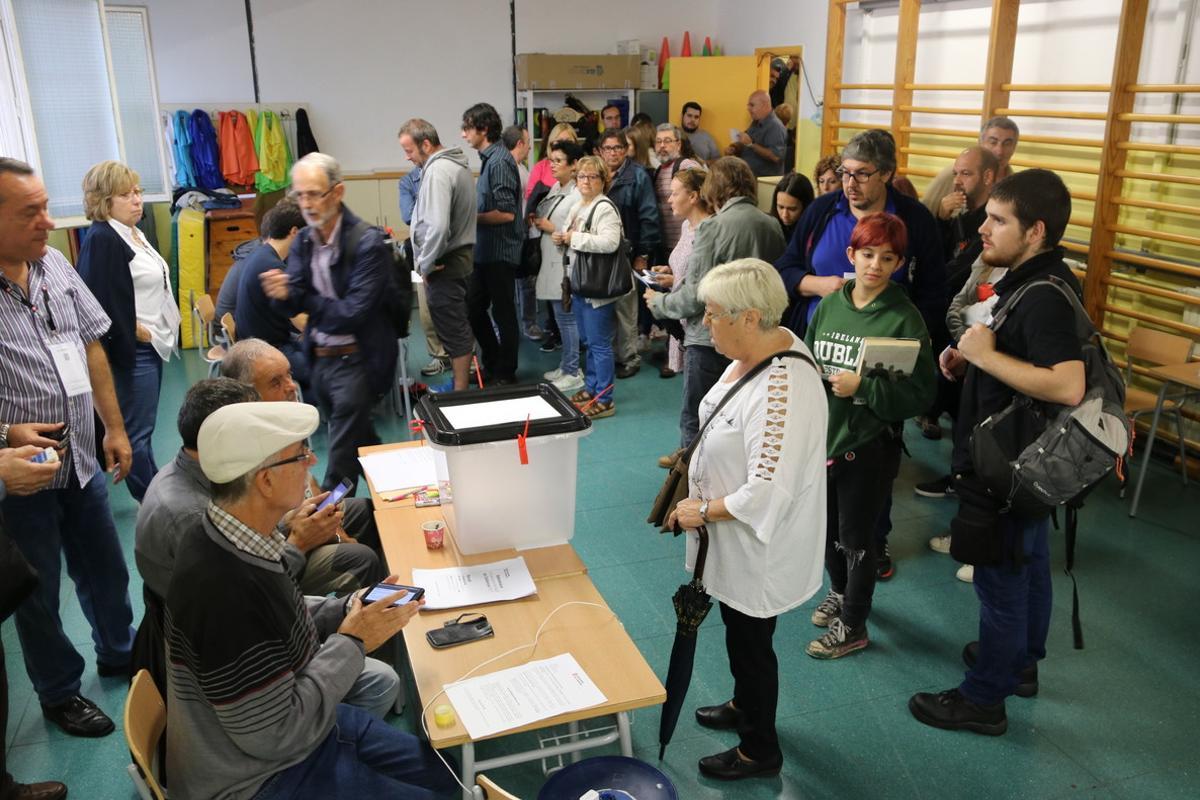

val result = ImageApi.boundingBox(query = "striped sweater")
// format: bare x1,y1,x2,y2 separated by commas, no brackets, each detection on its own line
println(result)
164,514,364,799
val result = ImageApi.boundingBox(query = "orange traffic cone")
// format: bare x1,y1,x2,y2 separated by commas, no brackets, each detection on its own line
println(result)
658,36,670,85
681,31,692,57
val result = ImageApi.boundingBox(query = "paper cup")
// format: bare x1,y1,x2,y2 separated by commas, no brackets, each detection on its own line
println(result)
421,520,446,550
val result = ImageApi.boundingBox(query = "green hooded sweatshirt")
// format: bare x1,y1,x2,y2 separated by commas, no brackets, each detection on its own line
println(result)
804,280,936,458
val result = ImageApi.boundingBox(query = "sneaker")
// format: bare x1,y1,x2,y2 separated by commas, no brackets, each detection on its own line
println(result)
908,689,1008,736
917,415,943,440
915,475,955,499
956,564,975,583
420,357,450,376
426,380,456,394
636,333,651,353
810,590,843,627
615,362,641,379
524,324,544,341
929,534,952,554
539,336,562,353
806,617,869,660
876,543,895,581
543,368,565,381
552,372,585,394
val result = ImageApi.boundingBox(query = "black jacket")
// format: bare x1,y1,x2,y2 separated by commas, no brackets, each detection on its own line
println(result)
77,220,137,371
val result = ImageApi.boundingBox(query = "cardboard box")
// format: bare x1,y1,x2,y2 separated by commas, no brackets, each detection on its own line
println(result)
516,54,640,90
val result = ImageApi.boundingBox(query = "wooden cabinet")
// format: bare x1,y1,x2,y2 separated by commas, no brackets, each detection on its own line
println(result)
343,173,411,240
206,205,259,301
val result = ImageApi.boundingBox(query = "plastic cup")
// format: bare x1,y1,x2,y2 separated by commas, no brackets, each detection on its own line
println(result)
421,520,446,550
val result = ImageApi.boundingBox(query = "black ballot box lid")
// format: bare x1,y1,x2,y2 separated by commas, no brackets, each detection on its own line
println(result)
416,381,591,447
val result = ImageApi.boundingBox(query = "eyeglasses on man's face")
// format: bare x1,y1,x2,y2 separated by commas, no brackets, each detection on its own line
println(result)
288,183,340,203
836,167,880,185
260,443,315,471
599,145,625,153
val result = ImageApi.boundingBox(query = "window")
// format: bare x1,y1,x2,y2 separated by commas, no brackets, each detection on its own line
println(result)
0,0,168,222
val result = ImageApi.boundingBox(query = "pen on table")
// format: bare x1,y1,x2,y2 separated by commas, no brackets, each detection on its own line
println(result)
382,484,439,503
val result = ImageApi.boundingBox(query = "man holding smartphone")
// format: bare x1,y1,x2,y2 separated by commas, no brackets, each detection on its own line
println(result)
165,402,455,799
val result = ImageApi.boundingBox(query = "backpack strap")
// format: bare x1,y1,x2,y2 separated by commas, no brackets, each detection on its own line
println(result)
1065,502,1085,649
991,275,1091,340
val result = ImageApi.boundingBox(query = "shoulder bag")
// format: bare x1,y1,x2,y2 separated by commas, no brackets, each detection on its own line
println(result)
570,197,634,300
648,349,816,532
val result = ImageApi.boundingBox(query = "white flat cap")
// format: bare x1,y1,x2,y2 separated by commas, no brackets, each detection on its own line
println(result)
197,402,319,483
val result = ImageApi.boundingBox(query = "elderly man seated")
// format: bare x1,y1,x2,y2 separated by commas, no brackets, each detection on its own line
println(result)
136,378,383,601
165,402,456,798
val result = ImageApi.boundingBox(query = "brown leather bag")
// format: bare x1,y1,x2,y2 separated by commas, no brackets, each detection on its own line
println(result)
648,349,813,531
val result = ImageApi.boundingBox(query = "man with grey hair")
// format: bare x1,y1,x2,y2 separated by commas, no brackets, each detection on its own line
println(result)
399,119,477,391
725,90,787,177
164,401,454,798
261,152,398,494
924,116,1020,219
653,123,702,253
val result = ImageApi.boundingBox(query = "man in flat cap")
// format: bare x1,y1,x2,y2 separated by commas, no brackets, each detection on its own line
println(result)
164,402,455,799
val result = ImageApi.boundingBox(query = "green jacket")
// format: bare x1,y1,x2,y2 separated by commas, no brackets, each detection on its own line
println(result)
804,280,936,458
648,196,785,347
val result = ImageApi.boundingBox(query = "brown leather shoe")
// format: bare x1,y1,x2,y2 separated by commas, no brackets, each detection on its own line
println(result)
11,780,68,800
657,449,683,469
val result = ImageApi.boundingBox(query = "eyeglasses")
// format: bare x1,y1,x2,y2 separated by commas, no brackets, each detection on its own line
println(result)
576,173,602,181
654,137,678,145
287,183,341,203
117,187,144,199
259,444,315,471
702,307,740,324
836,167,880,184
599,145,625,153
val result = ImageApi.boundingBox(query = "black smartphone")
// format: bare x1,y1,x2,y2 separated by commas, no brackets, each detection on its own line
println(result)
317,478,353,512
426,615,494,649
46,423,70,446
360,582,424,607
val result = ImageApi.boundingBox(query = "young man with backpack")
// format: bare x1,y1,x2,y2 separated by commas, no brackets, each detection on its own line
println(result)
909,169,1086,736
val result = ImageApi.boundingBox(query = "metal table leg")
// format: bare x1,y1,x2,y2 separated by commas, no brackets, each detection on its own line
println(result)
617,711,633,757
1130,382,1170,517
461,741,476,800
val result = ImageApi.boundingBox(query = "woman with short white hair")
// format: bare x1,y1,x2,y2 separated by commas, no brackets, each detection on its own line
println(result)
666,258,826,781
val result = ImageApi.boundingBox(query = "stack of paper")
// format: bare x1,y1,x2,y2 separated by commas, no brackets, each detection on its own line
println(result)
358,447,442,493
412,557,537,610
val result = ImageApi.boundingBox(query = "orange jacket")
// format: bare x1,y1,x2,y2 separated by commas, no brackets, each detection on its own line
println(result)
219,110,259,187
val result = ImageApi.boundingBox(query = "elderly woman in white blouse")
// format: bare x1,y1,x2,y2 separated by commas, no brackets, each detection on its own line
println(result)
78,161,180,503
666,258,827,781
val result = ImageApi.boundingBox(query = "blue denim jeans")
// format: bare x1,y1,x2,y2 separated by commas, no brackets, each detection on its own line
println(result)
112,342,163,503
960,515,1052,705
550,299,579,376
573,296,616,400
252,704,458,799
2,472,135,704
679,344,731,449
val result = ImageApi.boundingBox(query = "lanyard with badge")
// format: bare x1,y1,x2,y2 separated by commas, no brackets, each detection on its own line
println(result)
1,274,92,397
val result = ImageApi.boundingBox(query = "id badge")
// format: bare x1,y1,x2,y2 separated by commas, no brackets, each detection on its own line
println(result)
48,341,92,397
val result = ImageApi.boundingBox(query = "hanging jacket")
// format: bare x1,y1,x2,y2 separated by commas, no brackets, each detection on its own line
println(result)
295,108,319,158
172,110,197,189
218,110,259,187
187,110,224,190
255,110,293,193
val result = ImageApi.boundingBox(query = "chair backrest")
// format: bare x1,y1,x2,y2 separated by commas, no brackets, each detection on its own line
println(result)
220,312,237,345
125,669,167,800
477,773,521,800
194,294,216,323
1125,326,1194,375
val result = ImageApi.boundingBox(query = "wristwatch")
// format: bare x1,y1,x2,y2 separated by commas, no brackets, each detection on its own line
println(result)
0,423,9,450
699,500,711,524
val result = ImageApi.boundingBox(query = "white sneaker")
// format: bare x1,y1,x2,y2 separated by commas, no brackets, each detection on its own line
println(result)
956,564,974,583
929,534,951,554
553,372,585,394
543,368,564,381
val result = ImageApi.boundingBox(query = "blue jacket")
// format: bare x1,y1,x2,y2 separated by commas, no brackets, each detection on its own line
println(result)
276,207,398,396
775,186,946,339
606,158,661,261
188,110,224,191
77,220,137,371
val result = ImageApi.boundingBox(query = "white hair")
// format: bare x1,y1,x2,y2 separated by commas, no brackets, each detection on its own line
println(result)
698,258,789,330
291,152,342,186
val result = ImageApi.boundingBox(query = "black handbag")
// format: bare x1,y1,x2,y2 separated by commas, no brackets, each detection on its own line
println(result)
648,349,815,531
570,198,634,300
516,236,542,278
1,527,39,622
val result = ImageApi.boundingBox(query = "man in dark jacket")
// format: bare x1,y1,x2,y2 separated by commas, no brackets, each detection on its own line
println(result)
775,129,946,341
261,153,398,494
598,129,661,378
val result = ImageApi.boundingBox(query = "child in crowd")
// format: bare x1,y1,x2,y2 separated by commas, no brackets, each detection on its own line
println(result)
803,212,936,659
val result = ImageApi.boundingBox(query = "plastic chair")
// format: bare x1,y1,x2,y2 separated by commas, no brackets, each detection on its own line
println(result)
124,669,167,800
1122,325,1194,495
476,774,520,800
193,293,225,377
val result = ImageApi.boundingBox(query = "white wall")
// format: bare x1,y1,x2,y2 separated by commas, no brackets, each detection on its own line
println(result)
515,0,717,55
140,0,254,105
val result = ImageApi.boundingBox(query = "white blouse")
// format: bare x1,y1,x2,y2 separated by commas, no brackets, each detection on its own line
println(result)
108,219,180,360
564,196,624,309
686,331,828,617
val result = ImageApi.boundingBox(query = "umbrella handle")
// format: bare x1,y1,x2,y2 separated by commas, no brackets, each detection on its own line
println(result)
693,525,709,583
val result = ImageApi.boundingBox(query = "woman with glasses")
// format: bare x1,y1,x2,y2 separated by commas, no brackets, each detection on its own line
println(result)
77,161,180,503
666,258,826,781
531,141,585,395
553,155,623,419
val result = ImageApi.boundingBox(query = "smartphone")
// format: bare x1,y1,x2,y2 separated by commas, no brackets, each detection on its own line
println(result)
360,582,425,607
317,478,353,512
46,423,70,446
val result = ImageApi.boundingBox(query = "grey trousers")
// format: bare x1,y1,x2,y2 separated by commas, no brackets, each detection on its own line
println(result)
613,285,641,368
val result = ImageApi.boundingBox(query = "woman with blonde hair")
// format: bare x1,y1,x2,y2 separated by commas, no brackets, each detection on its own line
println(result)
76,160,180,502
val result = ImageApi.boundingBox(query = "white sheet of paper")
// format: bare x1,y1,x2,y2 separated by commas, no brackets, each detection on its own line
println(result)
358,447,440,493
445,653,607,739
411,270,423,284
729,127,742,142
635,271,659,288
48,341,92,397
440,395,560,430
412,557,537,610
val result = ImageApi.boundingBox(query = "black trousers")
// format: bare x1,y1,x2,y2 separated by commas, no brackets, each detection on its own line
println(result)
311,351,381,493
467,261,519,380
825,433,902,629
720,602,781,762
1,638,13,797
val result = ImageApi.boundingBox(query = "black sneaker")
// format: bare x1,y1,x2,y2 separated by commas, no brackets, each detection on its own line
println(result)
914,475,955,499
962,641,1039,698
876,543,894,580
538,336,561,353
908,689,1008,736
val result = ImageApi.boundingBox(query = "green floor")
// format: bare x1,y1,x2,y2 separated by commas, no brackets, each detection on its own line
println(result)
4,332,1199,799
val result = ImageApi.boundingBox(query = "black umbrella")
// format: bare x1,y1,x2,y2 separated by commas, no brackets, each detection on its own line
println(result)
658,525,712,760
